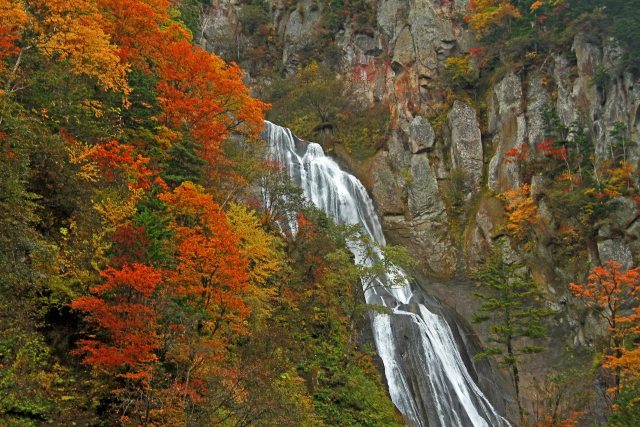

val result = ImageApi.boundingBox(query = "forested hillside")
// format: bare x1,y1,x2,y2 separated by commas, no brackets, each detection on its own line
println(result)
1,0,640,426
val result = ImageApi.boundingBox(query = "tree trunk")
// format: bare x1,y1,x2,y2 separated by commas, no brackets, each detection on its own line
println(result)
507,336,524,422
512,362,523,422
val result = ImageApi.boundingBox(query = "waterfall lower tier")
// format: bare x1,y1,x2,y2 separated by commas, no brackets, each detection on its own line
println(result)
264,121,510,427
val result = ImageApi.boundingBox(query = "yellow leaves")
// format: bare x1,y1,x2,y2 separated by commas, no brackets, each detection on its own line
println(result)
81,99,106,118
66,139,101,183
2,0,130,96
154,125,181,149
93,189,142,229
0,0,28,84
227,202,285,324
499,184,541,243
90,188,143,267
530,1,544,12
227,203,284,288
445,55,473,75
3,0,130,94
0,0,27,24
465,0,521,35
444,55,477,86
605,161,636,196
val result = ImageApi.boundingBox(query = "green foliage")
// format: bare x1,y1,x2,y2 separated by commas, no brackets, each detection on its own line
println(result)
122,68,162,133
15,56,123,143
0,98,86,425
161,136,206,187
472,243,552,417
0,329,58,424
310,338,403,427
321,0,377,36
133,192,174,266
336,104,389,159
472,251,551,364
281,207,408,426
468,1,640,76
268,62,388,158
175,0,212,38
446,168,468,214
444,55,478,89
609,383,640,426
238,0,271,34
268,62,347,141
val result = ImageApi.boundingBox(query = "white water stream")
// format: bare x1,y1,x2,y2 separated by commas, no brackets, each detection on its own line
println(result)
264,121,509,427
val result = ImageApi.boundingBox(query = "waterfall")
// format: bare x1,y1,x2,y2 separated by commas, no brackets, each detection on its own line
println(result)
263,121,510,427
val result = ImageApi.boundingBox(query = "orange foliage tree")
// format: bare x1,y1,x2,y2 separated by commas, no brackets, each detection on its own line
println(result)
71,263,164,422
90,140,154,190
161,182,250,329
570,261,640,396
0,0,129,94
96,0,268,183
0,0,27,67
499,183,541,246
3,0,268,181
465,0,521,35
41,0,269,422
160,182,250,401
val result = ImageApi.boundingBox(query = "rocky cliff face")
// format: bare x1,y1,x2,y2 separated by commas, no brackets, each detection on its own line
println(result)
201,0,639,420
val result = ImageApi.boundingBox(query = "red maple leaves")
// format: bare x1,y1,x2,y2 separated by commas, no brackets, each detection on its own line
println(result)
71,263,164,386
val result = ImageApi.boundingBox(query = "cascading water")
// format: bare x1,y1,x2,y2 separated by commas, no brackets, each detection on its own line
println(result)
263,121,510,427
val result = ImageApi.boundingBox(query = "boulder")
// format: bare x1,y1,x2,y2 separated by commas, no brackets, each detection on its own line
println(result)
409,116,435,154
598,239,634,269
408,154,443,218
392,27,415,68
371,153,405,215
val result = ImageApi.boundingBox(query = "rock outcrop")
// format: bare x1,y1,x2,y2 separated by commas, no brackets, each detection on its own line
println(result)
446,100,483,193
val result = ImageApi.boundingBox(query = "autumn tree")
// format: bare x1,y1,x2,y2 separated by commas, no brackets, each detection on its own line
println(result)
159,182,251,413
0,0,27,86
465,0,521,35
96,0,268,184
226,202,285,325
472,245,552,421
71,263,164,424
0,0,129,95
570,261,640,397
499,183,541,248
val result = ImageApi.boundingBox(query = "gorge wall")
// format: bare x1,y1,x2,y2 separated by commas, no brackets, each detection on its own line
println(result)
200,0,640,421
